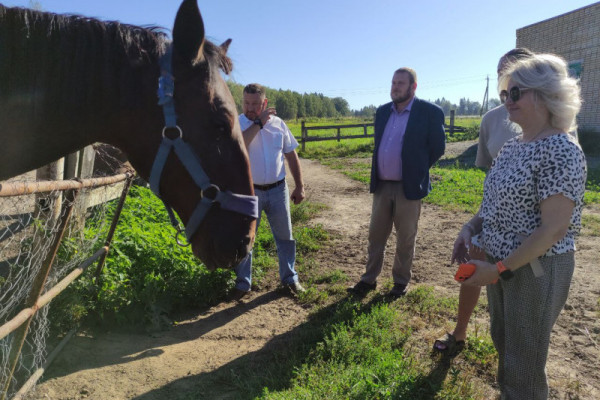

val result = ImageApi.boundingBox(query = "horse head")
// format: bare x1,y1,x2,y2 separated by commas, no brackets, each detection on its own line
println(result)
143,0,256,269
0,0,255,270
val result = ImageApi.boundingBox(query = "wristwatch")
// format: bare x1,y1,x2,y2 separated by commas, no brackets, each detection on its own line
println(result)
496,261,514,281
253,118,263,129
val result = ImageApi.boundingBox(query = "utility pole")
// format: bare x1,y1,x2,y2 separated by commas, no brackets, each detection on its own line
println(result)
480,75,489,116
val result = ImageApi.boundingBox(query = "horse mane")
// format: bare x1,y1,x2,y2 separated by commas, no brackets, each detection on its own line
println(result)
0,5,233,120
203,40,233,75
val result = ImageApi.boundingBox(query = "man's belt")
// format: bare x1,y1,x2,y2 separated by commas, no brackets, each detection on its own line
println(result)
253,178,285,191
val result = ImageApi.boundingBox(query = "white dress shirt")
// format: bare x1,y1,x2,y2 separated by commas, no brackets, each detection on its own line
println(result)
239,114,299,185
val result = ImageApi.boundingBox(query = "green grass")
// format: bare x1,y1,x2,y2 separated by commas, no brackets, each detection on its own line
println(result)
444,116,482,128
172,286,495,400
427,165,486,213
52,186,328,331
582,214,600,236
193,286,495,400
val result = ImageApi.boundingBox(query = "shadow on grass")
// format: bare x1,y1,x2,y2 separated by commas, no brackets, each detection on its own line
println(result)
130,294,455,400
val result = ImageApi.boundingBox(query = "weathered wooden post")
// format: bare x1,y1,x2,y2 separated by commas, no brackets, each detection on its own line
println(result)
71,146,96,232
301,121,306,152
449,110,455,137
35,159,64,223
64,152,80,180
337,127,341,142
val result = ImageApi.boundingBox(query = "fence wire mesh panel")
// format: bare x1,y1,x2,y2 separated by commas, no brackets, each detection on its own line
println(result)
0,146,131,399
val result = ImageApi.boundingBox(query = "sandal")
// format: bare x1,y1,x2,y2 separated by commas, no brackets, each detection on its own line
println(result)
433,333,465,355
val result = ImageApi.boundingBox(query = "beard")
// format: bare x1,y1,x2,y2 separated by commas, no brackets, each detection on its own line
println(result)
391,88,413,104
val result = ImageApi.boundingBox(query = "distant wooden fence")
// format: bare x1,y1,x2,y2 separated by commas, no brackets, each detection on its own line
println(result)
300,110,467,151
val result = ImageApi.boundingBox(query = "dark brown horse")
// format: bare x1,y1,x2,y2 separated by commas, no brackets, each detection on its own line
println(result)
0,0,257,269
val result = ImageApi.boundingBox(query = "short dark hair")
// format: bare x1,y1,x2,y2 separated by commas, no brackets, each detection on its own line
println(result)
243,83,266,97
393,67,417,85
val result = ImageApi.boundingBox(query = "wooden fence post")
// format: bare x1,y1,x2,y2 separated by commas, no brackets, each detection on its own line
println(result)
35,159,64,224
71,145,97,231
337,127,341,142
449,110,455,137
64,152,80,181
301,121,306,151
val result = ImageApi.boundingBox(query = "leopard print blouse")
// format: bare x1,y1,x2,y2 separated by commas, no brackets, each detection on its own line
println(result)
478,133,587,260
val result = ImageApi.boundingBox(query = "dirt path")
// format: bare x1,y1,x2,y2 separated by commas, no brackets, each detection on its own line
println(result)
28,143,600,399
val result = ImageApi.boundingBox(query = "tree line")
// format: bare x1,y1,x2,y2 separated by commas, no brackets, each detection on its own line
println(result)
227,81,353,120
227,81,499,120
433,97,501,117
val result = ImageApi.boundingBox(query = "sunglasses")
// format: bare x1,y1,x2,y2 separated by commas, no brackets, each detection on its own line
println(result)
499,86,531,103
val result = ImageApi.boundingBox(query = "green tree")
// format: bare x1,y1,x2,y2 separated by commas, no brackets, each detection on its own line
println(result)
354,105,377,119
275,90,298,120
321,96,337,118
332,97,351,116
226,81,244,114
433,98,456,116
295,93,306,119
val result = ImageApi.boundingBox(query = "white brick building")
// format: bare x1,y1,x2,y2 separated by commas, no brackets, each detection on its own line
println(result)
516,2,600,133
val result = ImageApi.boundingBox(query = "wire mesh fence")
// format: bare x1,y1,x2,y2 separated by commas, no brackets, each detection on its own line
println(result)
0,146,133,399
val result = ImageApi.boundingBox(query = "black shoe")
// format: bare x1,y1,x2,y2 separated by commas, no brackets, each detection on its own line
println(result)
283,281,306,295
348,280,377,296
230,288,249,302
388,283,408,299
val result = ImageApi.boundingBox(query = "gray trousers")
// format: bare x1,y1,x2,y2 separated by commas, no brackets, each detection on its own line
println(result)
361,181,421,286
487,252,575,400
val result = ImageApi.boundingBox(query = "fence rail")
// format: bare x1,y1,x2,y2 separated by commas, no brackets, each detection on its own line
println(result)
0,173,130,197
299,120,467,151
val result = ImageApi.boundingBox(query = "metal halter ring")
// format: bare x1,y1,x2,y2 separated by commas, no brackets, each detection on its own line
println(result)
162,125,183,139
175,227,191,247
201,184,220,201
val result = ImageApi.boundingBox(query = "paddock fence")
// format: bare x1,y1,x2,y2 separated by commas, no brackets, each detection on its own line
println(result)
300,110,467,151
0,171,134,400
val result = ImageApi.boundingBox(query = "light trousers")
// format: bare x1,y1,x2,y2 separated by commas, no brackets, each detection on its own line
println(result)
361,181,421,286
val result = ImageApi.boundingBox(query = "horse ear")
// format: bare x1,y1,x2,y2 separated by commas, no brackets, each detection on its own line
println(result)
172,0,205,64
220,39,232,54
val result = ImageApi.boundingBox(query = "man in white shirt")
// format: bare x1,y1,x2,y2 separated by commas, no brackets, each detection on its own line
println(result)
232,83,305,300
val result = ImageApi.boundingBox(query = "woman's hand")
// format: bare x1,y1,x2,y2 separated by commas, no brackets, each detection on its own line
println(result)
451,225,473,264
462,260,499,286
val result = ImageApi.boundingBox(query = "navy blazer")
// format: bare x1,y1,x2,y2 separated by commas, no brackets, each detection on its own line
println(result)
369,97,446,200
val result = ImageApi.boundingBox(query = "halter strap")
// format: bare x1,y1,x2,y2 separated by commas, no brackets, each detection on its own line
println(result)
150,44,258,244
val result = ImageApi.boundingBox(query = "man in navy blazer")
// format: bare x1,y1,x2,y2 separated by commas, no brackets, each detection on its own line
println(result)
350,67,445,298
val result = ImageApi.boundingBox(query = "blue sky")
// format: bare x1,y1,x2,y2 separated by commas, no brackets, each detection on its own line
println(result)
3,0,595,110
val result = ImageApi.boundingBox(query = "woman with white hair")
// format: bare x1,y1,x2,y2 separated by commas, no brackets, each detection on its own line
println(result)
451,53,586,399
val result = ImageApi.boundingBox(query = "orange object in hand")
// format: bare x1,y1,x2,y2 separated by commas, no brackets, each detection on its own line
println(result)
454,263,476,282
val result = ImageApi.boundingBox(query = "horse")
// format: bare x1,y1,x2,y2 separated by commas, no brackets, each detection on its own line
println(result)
0,0,257,270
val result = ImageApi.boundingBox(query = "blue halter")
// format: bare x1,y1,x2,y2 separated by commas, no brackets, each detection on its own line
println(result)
150,44,258,246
